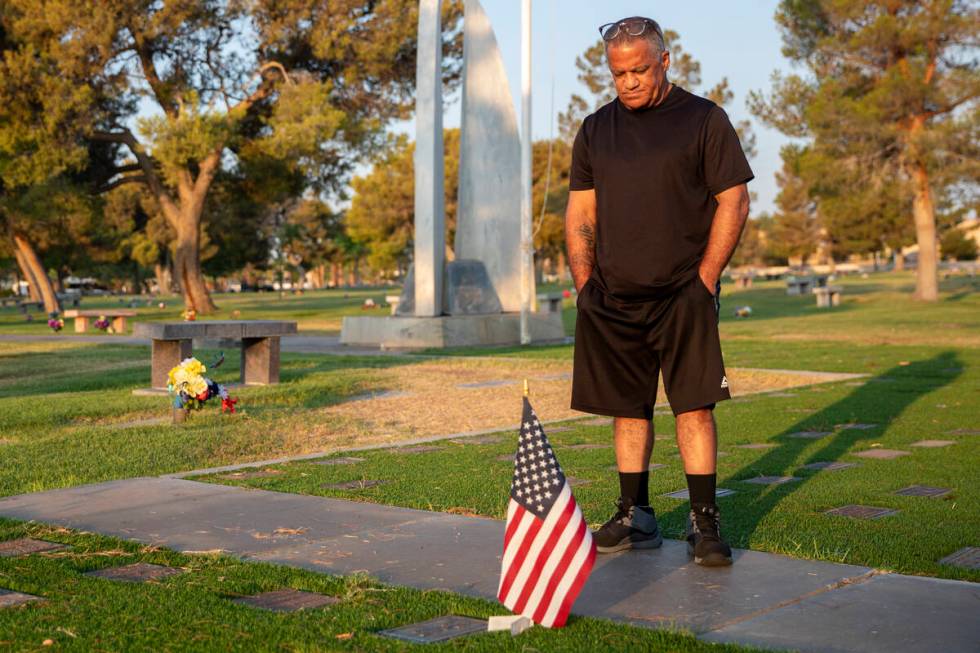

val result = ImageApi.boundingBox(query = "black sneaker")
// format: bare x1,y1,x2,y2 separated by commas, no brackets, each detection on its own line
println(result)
593,497,663,553
686,503,733,566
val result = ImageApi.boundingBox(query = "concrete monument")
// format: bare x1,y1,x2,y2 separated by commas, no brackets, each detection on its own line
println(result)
455,0,527,312
340,0,562,348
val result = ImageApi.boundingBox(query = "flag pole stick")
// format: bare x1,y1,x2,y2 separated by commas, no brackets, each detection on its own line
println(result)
523,378,529,398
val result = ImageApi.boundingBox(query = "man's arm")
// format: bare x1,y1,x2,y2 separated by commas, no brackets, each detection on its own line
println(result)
565,189,597,293
698,183,750,294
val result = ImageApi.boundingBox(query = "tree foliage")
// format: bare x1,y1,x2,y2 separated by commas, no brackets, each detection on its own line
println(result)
750,0,979,299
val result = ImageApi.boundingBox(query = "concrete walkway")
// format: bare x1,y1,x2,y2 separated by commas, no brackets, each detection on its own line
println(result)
1,477,976,652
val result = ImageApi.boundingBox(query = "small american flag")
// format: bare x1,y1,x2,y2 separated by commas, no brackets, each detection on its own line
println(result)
497,396,596,628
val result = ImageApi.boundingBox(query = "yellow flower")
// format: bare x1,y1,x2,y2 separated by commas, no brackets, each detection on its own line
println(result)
186,375,208,397
168,357,207,388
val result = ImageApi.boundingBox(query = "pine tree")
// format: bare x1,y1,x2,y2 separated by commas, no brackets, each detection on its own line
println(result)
750,0,979,300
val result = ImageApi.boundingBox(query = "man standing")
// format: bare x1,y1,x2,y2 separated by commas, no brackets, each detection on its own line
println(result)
565,17,752,566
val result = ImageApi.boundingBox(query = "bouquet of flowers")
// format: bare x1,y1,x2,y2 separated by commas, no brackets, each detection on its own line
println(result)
48,316,64,332
94,316,113,333
182,308,197,321
167,355,238,414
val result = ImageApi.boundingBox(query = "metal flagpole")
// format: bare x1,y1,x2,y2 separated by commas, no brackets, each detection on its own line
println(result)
519,0,533,345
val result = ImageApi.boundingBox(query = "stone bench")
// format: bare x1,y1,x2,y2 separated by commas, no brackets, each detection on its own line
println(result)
732,274,754,290
134,320,298,389
785,276,813,295
64,309,136,333
536,292,564,314
813,286,843,308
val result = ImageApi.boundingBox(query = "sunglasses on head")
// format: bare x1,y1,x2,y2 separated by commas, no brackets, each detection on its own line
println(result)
599,18,662,42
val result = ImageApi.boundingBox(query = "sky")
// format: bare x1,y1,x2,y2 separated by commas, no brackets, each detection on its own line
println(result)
427,0,796,215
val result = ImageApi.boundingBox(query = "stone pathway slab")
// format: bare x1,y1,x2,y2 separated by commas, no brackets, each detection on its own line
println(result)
703,573,979,653
0,478,975,652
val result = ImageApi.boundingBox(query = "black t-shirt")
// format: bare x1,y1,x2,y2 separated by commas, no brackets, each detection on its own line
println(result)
569,86,754,300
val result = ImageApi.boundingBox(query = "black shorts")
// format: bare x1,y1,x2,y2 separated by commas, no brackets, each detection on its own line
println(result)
571,275,730,419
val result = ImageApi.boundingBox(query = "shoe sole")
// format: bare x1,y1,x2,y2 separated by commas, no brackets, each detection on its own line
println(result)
687,543,733,566
596,532,663,554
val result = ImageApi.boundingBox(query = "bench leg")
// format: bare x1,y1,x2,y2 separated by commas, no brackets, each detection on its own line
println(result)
74,317,89,333
241,337,280,385
111,316,127,333
151,339,192,389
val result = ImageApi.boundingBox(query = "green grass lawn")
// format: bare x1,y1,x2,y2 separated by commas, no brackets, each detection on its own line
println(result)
0,270,976,649
0,520,758,652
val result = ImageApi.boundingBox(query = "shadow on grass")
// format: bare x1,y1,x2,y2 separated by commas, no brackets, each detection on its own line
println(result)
670,351,962,544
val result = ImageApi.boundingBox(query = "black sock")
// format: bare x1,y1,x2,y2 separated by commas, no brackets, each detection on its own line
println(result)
685,473,716,507
619,470,650,507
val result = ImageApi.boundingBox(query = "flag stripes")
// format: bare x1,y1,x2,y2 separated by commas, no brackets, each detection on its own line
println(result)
497,397,596,628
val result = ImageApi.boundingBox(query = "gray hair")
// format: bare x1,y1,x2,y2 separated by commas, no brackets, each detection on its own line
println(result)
604,17,666,54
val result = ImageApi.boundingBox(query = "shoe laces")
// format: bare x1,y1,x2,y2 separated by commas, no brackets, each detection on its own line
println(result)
691,505,722,540
603,497,633,527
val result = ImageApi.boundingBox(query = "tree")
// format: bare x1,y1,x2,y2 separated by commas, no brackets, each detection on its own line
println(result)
750,0,979,300
940,225,978,261
1,1,463,313
558,32,756,157
532,138,572,277
770,145,823,265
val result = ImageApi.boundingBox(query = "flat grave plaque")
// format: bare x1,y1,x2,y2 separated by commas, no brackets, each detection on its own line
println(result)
736,443,777,450
894,485,951,498
606,463,667,471
937,547,980,571
741,475,800,485
825,505,899,520
322,479,387,491
946,428,980,436
0,589,44,608
853,449,910,459
86,562,184,583
802,461,859,471
379,615,488,644
0,538,68,557
787,430,833,439
313,457,365,466
582,418,613,426
456,380,517,389
496,454,515,462
566,477,591,487
767,392,797,397
836,423,878,430
535,373,572,381
219,469,282,480
544,426,572,433
451,436,502,445
391,445,443,455
663,488,735,500
565,443,610,450
910,440,955,448
233,589,339,612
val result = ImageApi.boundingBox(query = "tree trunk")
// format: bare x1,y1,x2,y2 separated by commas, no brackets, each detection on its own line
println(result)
13,234,61,314
331,262,342,287
13,247,43,301
910,162,938,301
557,250,571,282
894,251,905,271
153,263,171,295
173,213,217,313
